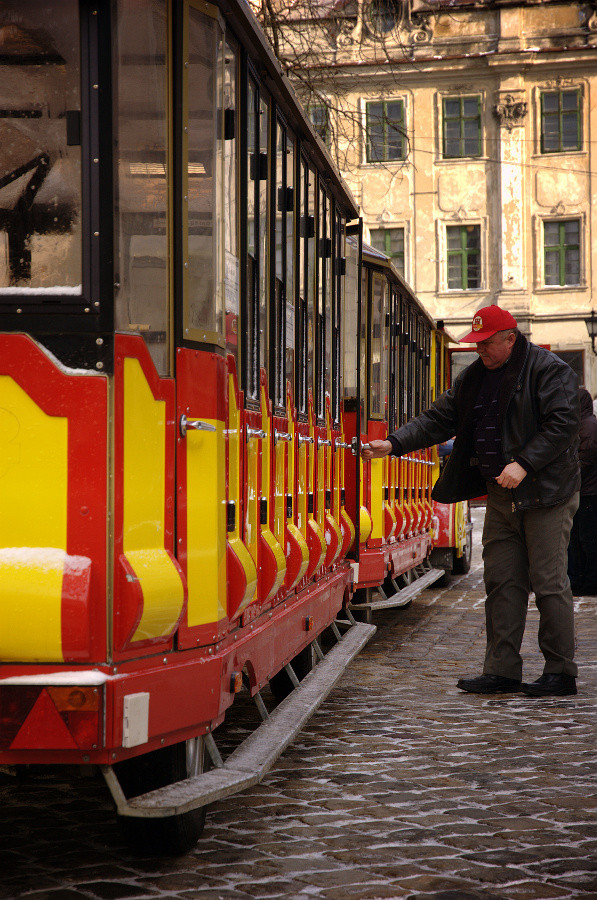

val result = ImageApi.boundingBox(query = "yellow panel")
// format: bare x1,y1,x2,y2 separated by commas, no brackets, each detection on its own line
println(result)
370,458,384,540
186,419,227,627
227,375,257,612
123,358,185,640
0,376,67,661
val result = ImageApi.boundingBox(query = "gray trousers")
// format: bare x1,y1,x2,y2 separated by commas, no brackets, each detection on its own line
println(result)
482,484,579,680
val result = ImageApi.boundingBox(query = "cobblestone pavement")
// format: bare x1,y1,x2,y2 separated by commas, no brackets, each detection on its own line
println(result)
1,507,597,900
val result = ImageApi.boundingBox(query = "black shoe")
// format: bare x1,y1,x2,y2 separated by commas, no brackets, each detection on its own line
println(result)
456,674,522,694
521,673,577,697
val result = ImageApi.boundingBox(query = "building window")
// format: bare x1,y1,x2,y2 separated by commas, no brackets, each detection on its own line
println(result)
544,219,581,286
309,103,330,148
540,89,581,153
370,227,405,276
366,100,405,163
442,96,481,159
368,0,401,34
447,224,481,290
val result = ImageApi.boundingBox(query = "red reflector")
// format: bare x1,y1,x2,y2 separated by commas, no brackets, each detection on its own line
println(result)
10,690,79,750
0,686,40,750
0,685,101,751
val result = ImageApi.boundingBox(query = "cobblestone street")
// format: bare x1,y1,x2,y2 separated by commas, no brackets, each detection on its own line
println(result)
1,507,596,900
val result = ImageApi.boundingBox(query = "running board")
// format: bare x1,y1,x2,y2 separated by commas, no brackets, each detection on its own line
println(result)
101,621,376,819
350,567,445,614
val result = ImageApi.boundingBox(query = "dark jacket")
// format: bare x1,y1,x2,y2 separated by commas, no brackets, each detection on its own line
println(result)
578,388,597,496
388,332,580,509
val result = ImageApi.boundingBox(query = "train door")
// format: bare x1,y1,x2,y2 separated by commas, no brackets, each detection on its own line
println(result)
366,270,389,548
341,226,363,551
175,0,230,649
273,117,309,592
295,158,326,579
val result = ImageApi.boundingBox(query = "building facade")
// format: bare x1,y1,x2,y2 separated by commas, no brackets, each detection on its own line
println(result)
262,0,597,391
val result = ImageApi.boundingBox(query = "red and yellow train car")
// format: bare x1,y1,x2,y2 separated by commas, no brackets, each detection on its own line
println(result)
0,0,376,852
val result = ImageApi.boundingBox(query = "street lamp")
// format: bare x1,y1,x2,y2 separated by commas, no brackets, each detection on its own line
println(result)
585,310,597,356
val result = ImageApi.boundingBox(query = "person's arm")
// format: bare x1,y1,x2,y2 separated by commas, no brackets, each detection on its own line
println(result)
362,380,461,460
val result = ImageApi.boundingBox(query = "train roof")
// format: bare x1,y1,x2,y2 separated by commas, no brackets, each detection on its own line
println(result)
358,238,437,329
219,0,359,220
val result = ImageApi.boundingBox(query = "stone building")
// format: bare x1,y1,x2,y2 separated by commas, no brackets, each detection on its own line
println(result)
259,0,597,391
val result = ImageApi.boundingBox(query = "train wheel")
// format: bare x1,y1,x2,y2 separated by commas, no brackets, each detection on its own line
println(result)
452,528,472,575
115,737,207,855
269,644,313,703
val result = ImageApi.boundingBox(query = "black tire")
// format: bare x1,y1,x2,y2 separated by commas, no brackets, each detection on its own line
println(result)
269,644,313,702
115,737,207,855
452,528,472,575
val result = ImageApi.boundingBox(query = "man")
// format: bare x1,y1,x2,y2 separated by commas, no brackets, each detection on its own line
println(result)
363,306,580,697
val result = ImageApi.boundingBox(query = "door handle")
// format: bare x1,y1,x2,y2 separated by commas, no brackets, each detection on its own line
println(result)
334,439,350,450
180,415,216,438
247,427,267,440
274,430,293,443
298,434,314,445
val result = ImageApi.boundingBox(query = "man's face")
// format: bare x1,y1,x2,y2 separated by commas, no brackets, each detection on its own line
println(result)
475,331,516,369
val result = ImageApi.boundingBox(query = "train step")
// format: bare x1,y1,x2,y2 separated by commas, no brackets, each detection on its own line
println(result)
349,567,445,619
101,620,376,818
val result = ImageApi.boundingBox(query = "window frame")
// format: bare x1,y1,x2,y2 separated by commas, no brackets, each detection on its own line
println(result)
540,88,582,154
442,94,482,160
365,98,406,164
369,226,405,277
543,218,582,288
446,223,482,291
308,102,331,149
0,1,111,340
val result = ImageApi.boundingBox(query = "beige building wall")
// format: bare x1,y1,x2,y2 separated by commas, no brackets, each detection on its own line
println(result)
272,0,597,393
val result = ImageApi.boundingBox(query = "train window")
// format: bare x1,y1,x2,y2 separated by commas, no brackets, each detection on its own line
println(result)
342,234,359,411
258,94,270,379
388,286,399,430
401,300,410,422
331,213,344,424
297,158,315,418
0,1,82,299
224,38,239,371
285,132,296,402
434,333,442,401
114,0,169,374
297,158,307,416
273,116,286,411
369,273,387,420
183,2,225,347
360,267,368,420
411,309,419,415
307,166,316,415
316,186,331,422
424,326,431,407
245,75,259,402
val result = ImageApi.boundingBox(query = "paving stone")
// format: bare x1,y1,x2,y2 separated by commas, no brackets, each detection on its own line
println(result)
1,508,596,898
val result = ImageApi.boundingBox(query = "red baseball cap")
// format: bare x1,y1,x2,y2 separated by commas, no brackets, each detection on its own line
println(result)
460,306,517,342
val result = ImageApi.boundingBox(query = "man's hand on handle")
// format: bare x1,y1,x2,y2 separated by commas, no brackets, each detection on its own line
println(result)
361,439,393,460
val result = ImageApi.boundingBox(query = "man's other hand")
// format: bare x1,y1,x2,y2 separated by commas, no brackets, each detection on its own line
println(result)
361,439,393,460
496,461,527,489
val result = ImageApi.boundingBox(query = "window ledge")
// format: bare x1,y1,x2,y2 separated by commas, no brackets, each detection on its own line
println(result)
535,284,586,293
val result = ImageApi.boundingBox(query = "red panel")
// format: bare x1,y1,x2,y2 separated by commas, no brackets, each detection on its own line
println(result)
0,334,108,663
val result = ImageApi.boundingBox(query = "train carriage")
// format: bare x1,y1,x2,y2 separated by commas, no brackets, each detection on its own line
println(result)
346,244,472,618
0,0,376,853
0,0,473,853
